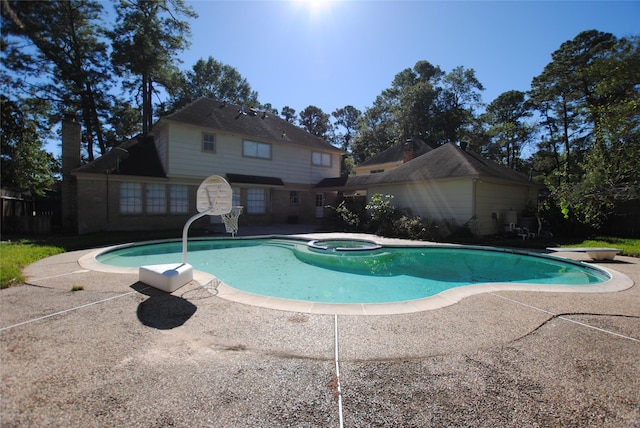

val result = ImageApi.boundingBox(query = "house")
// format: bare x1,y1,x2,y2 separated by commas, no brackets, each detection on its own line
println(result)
353,136,438,175
64,98,345,234
317,142,540,236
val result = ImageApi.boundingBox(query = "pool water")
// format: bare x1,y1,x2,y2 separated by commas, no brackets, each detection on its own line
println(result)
97,238,610,304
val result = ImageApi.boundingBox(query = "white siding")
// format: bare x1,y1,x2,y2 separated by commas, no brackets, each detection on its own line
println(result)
372,179,474,225
153,126,169,172
164,123,340,184
475,180,537,235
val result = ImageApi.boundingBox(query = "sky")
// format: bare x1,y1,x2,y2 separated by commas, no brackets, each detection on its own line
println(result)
179,0,640,118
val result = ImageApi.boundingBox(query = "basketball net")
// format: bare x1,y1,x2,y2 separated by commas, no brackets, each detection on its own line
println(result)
221,206,243,237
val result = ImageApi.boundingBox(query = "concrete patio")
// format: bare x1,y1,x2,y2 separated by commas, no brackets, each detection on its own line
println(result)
1,228,639,427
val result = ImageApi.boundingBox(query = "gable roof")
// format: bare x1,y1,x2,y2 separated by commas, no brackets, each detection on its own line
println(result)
358,136,438,167
73,135,166,177
158,97,343,153
318,142,535,189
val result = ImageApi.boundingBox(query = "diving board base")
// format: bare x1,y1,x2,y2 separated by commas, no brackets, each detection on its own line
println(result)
139,263,193,293
546,248,621,261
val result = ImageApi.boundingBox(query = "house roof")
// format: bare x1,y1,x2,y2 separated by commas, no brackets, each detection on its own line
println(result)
358,136,438,167
317,142,535,189
73,136,166,177
158,97,343,153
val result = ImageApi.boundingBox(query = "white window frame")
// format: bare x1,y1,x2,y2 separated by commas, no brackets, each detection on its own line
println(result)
202,133,216,153
119,182,142,214
243,140,271,159
146,183,166,214
169,184,189,214
312,151,331,167
246,188,266,214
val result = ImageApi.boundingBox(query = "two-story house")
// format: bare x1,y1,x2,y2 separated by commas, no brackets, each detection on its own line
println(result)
65,98,345,234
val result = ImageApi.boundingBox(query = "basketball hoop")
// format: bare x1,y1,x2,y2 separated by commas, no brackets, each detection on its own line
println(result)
182,176,233,264
221,206,243,237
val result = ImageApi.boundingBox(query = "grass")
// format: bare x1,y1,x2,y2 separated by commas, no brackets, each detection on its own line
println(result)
560,237,640,258
0,241,64,289
1,230,638,289
0,229,185,289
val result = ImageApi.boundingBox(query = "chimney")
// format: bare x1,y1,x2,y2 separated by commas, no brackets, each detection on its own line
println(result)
460,141,469,151
403,137,414,163
61,115,81,233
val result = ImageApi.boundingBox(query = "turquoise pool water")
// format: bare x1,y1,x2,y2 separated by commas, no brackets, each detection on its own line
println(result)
97,238,610,304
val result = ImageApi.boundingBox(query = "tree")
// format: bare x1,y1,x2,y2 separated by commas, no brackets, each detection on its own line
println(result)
351,95,397,164
332,105,361,150
530,30,639,230
1,0,116,160
483,90,534,170
164,56,259,113
281,106,297,123
438,66,485,143
110,0,197,135
1,96,56,196
299,105,331,139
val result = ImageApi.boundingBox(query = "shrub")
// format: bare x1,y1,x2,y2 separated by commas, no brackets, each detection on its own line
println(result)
325,201,361,232
365,193,403,236
394,215,442,241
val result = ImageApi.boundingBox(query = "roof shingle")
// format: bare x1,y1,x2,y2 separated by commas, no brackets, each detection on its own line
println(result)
160,97,343,153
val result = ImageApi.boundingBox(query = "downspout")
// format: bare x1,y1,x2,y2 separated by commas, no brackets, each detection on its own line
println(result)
472,178,478,235
106,172,110,226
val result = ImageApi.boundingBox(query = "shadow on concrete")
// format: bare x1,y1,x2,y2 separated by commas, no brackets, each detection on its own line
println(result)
131,282,197,329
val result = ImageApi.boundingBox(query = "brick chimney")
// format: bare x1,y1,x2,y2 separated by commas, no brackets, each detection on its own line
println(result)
61,115,81,233
403,137,414,163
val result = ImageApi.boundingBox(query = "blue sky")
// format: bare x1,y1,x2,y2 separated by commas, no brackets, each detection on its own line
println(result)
181,0,639,117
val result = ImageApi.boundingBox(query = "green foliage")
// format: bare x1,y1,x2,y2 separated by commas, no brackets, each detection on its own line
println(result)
563,237,640,258
0,242,64,289
0,97,56,196
1,0,116,159
164,56,259,114
325,201,361,232
531,30,640,232
331,105,362,150
299,105,332,139
110,0,197,134
393,216,442,241
365,194,403,236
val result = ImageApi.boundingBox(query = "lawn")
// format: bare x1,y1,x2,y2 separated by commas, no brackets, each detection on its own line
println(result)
0,241,64,289
1,231,639,289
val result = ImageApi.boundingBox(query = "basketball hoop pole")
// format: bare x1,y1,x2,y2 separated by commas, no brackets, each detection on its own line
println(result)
181,208,212,264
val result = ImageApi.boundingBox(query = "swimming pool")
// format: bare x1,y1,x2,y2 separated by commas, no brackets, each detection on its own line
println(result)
96,237,611,305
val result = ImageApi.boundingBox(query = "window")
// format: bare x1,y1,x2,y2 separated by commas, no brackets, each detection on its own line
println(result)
232,188,241,207
243,140,271,159
289,191,300,205
370,169,384,174
312,151,331,167
246,188,266,214
146,184,166,214
170,185,189,214
202,133,215,152
120,183,142,214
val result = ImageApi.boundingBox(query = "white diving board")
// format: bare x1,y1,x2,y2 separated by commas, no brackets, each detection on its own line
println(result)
547,247,622,261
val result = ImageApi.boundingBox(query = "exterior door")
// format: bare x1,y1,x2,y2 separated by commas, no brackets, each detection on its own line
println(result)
315,193,324,218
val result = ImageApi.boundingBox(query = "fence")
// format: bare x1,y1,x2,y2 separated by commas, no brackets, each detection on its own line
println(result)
0,190,62,235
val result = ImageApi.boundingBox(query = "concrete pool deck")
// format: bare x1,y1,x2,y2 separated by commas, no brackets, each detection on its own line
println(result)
1,227,639,426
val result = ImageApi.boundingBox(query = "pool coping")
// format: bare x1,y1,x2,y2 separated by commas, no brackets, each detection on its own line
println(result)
78,234,635,316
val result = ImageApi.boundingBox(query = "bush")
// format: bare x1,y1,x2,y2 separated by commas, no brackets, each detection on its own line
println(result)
394,215,442,241
325,201,362,232
365,193,403,236
438,218,475,240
